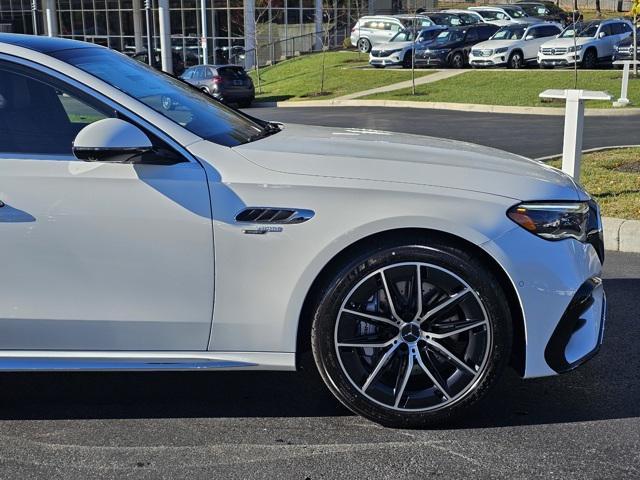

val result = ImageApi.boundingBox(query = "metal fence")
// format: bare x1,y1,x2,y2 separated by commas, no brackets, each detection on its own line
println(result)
245,28,350,70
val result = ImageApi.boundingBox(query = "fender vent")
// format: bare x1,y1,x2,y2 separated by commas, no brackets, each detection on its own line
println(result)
235,208,314,224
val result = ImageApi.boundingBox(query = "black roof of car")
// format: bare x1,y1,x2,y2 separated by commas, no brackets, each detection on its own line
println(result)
0,33,96,53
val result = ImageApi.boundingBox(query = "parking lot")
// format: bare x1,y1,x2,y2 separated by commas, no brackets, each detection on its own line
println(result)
0,249,637,479
0,105,636,479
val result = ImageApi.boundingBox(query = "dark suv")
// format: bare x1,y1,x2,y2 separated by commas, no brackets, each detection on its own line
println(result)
180,64,255,107
415,23,500,68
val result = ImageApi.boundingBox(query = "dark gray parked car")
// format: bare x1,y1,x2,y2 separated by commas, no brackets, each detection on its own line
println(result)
180,64,254,107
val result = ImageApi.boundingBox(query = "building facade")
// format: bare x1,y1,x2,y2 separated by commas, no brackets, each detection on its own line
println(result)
0,0,388,69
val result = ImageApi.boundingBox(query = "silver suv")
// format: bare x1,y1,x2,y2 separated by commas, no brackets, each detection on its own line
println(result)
351,15,435,52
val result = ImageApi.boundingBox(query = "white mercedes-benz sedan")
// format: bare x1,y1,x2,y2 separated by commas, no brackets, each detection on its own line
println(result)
0,34,605,428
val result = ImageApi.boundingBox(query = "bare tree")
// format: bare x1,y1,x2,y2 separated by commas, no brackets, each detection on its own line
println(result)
252,0,273,94
319,0,334,95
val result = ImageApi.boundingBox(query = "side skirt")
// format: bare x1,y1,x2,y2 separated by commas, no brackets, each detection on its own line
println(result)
0,351,296,372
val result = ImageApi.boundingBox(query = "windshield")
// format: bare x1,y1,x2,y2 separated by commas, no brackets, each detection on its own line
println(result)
491,25,527,40
561,22,598,38
434,30,464,43
52,48,268,147
503,7,526,18
390,30,414,42
476,10,503,21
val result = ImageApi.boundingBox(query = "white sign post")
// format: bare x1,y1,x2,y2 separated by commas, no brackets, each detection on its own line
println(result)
539,89,612,182
612,60,640,107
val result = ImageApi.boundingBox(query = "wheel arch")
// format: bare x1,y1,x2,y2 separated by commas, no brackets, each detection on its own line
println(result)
295,227,526,376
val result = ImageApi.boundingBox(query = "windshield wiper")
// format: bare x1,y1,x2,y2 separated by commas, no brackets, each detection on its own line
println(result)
247,122,282,142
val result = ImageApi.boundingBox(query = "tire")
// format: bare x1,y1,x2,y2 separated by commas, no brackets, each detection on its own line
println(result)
508,51,524,69
582,49,597,69
311,238,513,428
200,87,210,95
357,38,372,53
449,52,464,69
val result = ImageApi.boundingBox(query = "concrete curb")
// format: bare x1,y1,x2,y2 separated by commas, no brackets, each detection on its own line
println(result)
252,99,640,116
604,217,640,254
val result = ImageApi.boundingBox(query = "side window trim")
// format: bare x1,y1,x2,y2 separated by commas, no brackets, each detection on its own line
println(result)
0,55,199,166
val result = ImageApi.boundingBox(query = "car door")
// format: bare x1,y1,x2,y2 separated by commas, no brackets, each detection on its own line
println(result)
523,26,545,59
0,60,214,351
597,24,615,57
463,27,479,58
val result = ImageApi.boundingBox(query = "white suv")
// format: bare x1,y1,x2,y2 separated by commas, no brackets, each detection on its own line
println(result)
538,19,633,68
350,15,434,53
470,22,562,68
469,6,539,26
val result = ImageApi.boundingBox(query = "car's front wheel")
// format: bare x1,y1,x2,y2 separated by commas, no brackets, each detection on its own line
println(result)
311,238,512,428
357,38,372,53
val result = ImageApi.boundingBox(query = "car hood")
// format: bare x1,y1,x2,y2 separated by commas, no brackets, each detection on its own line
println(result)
233,124,580,201
542,37,594,47
425,41,459,50
371,41,412,51
473,39,518,50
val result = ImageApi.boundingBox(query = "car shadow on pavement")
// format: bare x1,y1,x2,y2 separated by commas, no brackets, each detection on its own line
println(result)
0,277,636,428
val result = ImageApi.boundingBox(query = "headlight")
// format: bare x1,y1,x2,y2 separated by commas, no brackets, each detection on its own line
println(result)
507,202,592,241
495,47,508,54
539,46,543,53
568,45,583,53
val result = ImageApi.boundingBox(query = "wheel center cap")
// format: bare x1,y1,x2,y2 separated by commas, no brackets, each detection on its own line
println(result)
401,323,421,343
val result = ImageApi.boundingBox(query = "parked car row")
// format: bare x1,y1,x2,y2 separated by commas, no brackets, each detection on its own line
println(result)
365,17,634,70
350,1,580,54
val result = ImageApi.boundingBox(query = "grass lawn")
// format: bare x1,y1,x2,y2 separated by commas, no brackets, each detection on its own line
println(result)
548,148,640,220
249,51,434,102
364,70,635,108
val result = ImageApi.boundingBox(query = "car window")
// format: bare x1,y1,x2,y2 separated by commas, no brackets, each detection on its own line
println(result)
434,30,464,43
502,7,525,18
52,48,267,147
417,18,434,27
182,68,195,80
460,13,480,24
0,62,113,155
391,30,414,42
600,24,613,37
578,22,600,37
218,66,248,79
203,67,214,79
492,25,526,40
477,10,500,21
526,27,540,39
540,25,560,37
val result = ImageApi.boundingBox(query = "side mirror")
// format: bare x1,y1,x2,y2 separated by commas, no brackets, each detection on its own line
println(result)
72,118,153,163
525,34,535,40
599,31,606,38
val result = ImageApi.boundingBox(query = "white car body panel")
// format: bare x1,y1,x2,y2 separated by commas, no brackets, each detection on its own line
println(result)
0,157,215,351
0,36,605,380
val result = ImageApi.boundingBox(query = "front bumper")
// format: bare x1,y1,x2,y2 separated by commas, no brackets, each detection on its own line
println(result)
538,52,583,67
469,54,507,67
483,226,605,378
415,53,448,66
369,56,403,67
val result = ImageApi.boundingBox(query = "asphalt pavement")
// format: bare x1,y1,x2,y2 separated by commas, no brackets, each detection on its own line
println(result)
246,106,640,159
0,107,639,479
0,251,637,479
